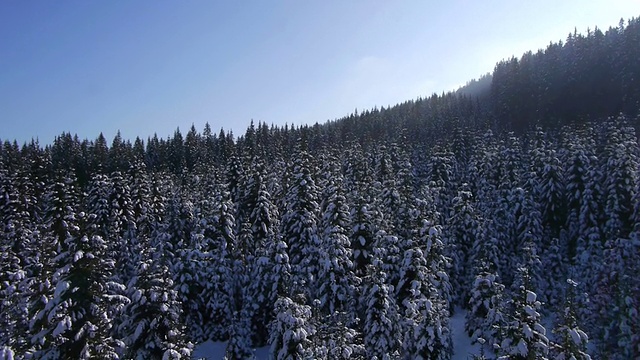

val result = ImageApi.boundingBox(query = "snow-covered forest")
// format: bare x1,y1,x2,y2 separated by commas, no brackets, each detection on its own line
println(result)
1,17,640,360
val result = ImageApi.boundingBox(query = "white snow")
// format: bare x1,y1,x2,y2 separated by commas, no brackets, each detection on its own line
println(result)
525,290,537,304
449,307,482,359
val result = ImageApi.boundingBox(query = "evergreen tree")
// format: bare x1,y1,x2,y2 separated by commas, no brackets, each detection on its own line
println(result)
600,119,638,240
0,170,31,354
280,156,321,298
447,186,483,306
350,195,376,280
224,311,255,360
591,236,640,358
203,191,235,340
269,295,315,360
466,260,506,348
119,236,192,359
317,183,357,315
550,279,591,360
30,200,127,358
249,233,292,344
397,246,452,360
362,265,401,360
496,267,549,360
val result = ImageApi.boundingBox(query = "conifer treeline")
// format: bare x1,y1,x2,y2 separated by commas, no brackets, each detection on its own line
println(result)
1,16,639,360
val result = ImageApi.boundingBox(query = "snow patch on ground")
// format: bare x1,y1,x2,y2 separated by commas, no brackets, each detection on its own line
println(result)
450,307,481,360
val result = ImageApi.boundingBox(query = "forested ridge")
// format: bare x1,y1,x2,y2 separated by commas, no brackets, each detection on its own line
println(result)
1,17,640,360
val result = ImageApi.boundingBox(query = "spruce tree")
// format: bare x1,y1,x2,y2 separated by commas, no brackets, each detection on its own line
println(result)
317,184,356,315
550,279,591,360
496,267,549,360
269,295,315,360
119,237,192,359
280,157,321,298
362,265,400,360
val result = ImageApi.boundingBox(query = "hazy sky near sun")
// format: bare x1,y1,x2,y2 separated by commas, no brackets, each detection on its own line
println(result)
1,1,638,144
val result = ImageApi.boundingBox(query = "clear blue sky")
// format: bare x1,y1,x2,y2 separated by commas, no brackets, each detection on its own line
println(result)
1,1,637,144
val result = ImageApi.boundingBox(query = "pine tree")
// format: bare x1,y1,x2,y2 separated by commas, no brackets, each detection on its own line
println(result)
280,157,321,298
269,295,315,360
362,266,401,360
204,191,235,340
0,170,31,354
350,195,376,280
447,186,483,306
246,164,280,257
397,246,452,360
317,183,357,315
466,261,506,348
27,172,79,358
600,119,638,240
119,238,192,359
249,234,292,343
591,236,640,358
496,267,549,360
550,279,591,360
513,187,543,293
224,311,256,360
30,193,127,359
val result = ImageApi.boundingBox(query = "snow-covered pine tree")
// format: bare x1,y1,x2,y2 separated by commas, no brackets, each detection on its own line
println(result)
108,170,136,283
163,192,206,342
447,185,483,307
204,190,236,340
317,180,357,316
591,236,640,358
562,127,599,262
427,145,456,228
371,230,402,298
528,128,566,240
224,310,255,360
280,156,321,299
397,246,452,360
253,232,292,338
0,244,26,356
245,182,285,346
247,169,280,257
571,140,603,327
420,219,453,316
465,260,506,348
178,203,210,342
550,279,591,360
119,231,192,360
496,267,549,360
312,323,365,359
225,154,246,210
468,130,499,215
119,161,153,287
350,194,376,281
362,264,401,360
31,180,127,359
0,169,32,354
311,303,365,360
599,118,638,241
513,187,543,294
541,236,566,310
26,172,77,358
466,213,504,347
269,295,315,360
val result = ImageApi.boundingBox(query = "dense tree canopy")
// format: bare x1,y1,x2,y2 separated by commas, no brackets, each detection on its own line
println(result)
1,16,640,359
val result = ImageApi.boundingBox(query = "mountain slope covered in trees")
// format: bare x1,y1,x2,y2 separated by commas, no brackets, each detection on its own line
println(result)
1,16,640,360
